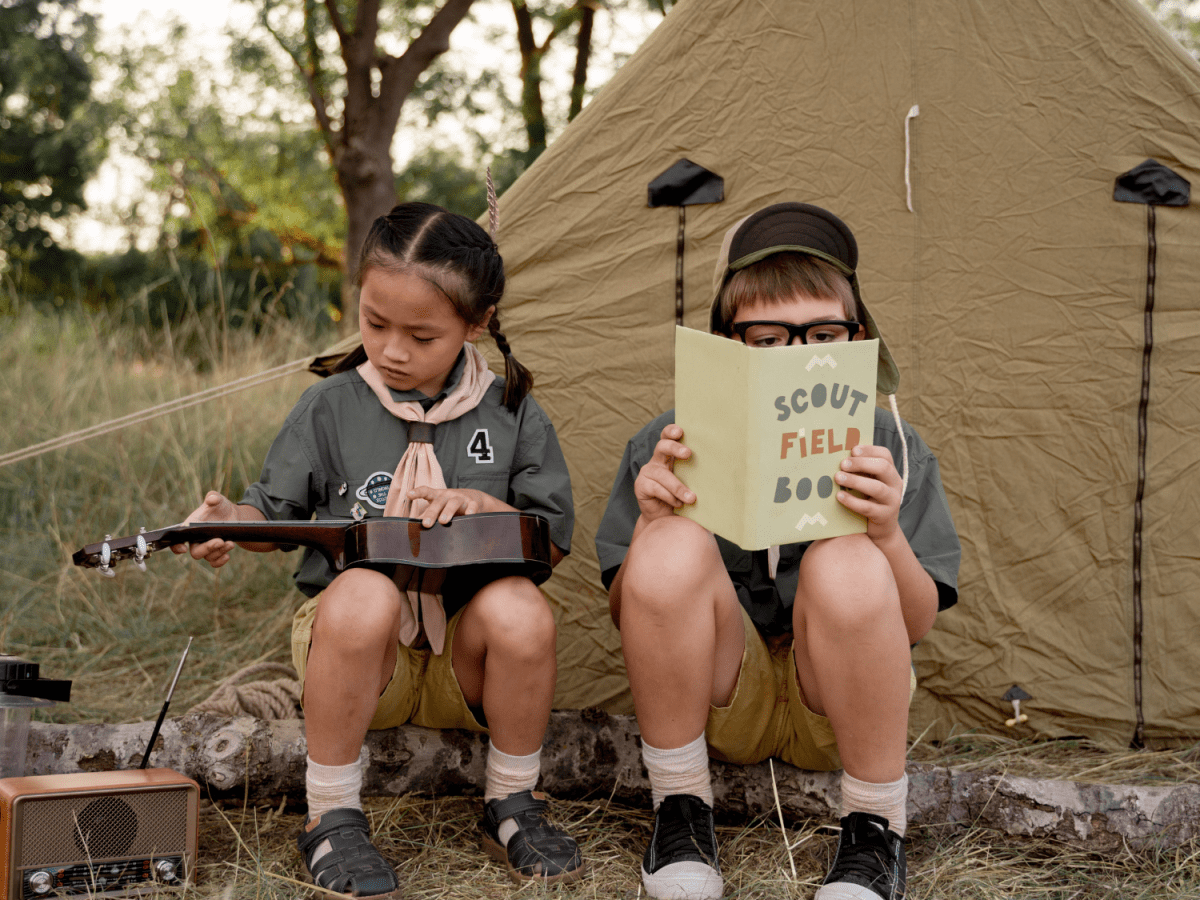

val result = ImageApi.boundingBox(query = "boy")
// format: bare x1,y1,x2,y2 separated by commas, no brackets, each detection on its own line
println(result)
595,202,960,900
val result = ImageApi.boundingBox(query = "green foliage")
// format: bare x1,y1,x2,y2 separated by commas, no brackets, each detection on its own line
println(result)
7,243,340,367
1143,0,1200,59
394,146,525,219
108,19,345,265
0,0,105,272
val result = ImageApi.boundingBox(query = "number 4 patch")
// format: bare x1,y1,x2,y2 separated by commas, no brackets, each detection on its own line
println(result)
467,428,494,464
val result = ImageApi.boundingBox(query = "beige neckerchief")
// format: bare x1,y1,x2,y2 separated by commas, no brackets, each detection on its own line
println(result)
356,343,495,654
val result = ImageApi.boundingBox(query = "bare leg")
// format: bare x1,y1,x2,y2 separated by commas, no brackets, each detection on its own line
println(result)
451,575,556,755
453,577,584,883
792,533,911,783
302,568,405,766
616,516,745,749
618,517,734,900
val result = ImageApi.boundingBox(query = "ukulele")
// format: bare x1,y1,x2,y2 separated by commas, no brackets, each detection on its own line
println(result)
73,512,553,594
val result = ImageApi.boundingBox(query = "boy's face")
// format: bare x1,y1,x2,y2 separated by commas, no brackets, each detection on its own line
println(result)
359,267,487,397
729,293,863,348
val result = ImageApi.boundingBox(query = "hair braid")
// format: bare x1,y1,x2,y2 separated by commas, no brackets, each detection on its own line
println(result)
488,314,533,412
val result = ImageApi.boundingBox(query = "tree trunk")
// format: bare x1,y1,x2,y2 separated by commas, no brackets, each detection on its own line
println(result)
25,710,1200,851
568,2,595,121
288,0,479,329
337,153,398,330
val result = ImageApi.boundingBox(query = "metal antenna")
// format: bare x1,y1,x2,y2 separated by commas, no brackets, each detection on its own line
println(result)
140,636,193,769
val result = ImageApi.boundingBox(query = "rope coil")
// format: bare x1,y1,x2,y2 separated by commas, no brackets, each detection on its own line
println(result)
188,662,303,720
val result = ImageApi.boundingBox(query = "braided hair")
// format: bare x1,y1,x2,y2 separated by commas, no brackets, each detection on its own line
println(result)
336,202,534,413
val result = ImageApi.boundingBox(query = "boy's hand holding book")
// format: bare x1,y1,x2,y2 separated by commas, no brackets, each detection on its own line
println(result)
835,445,903,543
633,423,696,523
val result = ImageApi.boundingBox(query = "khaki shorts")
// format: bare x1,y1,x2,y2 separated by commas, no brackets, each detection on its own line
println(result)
291,594,485,733
705,607,916,771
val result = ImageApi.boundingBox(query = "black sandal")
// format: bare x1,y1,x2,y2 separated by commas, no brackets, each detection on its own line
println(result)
480,790,584,884
296,808,403,898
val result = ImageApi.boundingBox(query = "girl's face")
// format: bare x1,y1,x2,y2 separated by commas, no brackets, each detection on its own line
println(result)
359,267,490,397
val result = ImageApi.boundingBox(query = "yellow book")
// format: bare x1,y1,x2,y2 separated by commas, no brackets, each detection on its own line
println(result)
674,326,878,549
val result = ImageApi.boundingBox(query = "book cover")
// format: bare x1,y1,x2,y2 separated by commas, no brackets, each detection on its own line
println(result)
673,326,878,549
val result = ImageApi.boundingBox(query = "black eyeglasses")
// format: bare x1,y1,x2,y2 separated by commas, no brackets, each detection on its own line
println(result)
730,319,861,348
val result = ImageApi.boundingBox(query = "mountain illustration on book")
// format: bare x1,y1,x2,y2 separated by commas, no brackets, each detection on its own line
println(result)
794,512,829,532
674,327,878,550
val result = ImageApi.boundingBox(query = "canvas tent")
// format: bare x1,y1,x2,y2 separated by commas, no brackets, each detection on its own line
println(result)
462,0,1200,748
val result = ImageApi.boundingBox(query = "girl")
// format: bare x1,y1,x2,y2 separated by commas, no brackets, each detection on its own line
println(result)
176,202,580,897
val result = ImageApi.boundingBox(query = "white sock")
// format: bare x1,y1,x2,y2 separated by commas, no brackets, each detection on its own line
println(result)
840,771,908,837
304,748,368,865
485,744,541,846
641,734,713,809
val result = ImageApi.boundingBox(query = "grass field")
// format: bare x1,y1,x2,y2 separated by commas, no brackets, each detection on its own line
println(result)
2,301,1198,899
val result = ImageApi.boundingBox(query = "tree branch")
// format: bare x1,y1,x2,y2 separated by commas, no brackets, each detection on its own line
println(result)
26,711,1200,852
511,0,536,57
568,1,596,121
260,6,336,155
320,0,350,51
371,0,478,145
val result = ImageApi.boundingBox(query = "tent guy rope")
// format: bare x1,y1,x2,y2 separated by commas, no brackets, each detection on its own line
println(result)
0,357,313,469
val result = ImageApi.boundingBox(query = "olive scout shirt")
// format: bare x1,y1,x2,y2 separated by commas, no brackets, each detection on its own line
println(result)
242,350,573,608
595,407,960,636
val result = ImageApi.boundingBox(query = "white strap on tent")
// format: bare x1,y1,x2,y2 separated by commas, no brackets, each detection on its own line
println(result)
904,104,920,212
888,392,910,498
0,356,313,469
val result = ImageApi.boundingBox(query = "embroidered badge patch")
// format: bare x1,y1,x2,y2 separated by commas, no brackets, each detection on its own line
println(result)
467,428,494,464
356,471,393,509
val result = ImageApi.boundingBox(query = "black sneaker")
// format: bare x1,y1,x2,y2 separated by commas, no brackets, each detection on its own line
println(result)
817,812,906,900
640,794,724,900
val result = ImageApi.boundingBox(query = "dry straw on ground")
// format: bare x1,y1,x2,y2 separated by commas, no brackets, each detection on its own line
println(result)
184,792,1200,900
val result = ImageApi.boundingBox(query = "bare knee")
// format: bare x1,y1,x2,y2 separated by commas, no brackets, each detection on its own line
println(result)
619,516,723,618
795,533,898,631
466,576,556,660
312,568,403,651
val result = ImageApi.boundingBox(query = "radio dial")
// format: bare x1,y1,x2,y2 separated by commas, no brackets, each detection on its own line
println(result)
27,871,53,894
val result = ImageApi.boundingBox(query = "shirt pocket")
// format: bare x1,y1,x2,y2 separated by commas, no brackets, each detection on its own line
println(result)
450,469,511,506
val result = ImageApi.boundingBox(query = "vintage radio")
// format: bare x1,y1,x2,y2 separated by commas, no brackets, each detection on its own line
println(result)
0,769,198,900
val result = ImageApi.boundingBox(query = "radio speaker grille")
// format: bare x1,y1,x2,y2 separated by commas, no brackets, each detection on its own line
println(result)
16,788,191,865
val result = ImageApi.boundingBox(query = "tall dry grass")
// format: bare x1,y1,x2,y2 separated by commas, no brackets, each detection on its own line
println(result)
2,293,1198,899
0,297,324,723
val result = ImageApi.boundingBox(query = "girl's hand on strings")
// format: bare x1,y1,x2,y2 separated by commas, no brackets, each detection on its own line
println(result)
173,490,238,567
633,423,696,523
408,486,502,528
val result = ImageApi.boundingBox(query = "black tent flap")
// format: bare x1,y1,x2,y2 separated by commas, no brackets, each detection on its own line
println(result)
648,158,724,207
1114,158,1190,206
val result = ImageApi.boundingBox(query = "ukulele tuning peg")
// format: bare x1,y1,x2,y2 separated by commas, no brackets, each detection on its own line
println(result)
98,540,116,577
134,534,149,572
